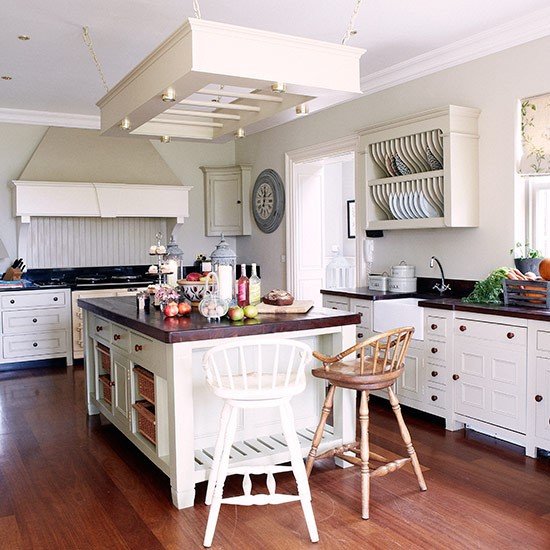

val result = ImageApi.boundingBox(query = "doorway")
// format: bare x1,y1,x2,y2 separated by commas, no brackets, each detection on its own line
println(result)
285,137,358,306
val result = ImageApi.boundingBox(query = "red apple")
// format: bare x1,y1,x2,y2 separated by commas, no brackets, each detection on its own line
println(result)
163,301,179,317
227,306,244,321
178,301,192,316
186,272,202,282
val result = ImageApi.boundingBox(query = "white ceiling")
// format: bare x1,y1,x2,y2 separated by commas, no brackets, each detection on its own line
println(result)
2,0,550,118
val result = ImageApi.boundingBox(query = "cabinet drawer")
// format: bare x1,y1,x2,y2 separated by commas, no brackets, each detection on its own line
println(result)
426,363,446,385
130,332,165,368
426,341,447,363
454,319,526,347
2,309,66,334
1,291,65,310
426,315,447,339
3,330,67,359
352,303,371,330
426,385,446,410
111,323,130,352
90,314,111,342
323,297,350,311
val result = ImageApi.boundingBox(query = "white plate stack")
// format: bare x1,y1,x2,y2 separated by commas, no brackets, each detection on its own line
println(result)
388,261,417,293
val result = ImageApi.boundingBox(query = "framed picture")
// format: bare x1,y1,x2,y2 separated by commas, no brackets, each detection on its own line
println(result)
347,200,356,239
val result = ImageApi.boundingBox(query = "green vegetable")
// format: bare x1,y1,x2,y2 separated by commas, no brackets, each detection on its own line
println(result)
462,267,510,304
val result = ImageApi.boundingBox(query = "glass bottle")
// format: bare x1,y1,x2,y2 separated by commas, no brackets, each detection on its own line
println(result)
249,263,261,306
237,264,249,307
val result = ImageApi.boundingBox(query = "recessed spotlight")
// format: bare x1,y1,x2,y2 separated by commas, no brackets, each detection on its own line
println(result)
160,135,171,143
161,88,176,102
295,104,309,116
119,118,131,131
271,82,286,94
18,35,30,41
234,127,245,139
1,75,12,81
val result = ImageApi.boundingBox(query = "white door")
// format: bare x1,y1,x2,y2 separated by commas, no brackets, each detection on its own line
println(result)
293,163,325,306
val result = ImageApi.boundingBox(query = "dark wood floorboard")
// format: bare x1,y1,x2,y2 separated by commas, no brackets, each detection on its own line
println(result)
0,365,548,549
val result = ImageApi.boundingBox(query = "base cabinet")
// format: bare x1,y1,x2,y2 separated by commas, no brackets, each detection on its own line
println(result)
112,352,131,428
534,357,550,444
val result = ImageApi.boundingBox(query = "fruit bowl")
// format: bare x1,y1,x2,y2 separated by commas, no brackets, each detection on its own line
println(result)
178,281,208,304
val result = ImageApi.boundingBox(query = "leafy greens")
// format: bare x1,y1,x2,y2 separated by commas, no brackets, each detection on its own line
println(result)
462,267,510,304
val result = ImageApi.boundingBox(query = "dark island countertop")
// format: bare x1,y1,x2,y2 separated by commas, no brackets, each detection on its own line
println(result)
78,296,362,344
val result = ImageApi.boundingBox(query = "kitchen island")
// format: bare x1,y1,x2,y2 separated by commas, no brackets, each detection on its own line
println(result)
79,296,360,509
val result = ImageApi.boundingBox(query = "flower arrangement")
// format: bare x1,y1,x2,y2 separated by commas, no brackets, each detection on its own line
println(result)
154,284,179,304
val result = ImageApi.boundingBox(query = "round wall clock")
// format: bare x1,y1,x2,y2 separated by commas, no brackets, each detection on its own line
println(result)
252,169,285,233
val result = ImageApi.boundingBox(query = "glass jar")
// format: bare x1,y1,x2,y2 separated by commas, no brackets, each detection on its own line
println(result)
210,234,236,305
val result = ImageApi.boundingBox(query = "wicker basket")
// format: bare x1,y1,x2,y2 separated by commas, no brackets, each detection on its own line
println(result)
134,366,155,404
133,400,156,445
503,279,550,309
97,343,111,374
98,374,113,404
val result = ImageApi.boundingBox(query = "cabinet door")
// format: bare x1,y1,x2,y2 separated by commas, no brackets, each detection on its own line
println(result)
396,344,424,403
535,356,550,443
206,173,242,235
112,352,131,427
453,339,526,433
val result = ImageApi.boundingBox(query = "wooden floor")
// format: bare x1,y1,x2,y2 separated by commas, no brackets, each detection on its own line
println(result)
0,365,548,550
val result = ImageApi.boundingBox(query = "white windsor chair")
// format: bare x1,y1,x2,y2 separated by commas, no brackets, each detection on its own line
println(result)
202,338,319,548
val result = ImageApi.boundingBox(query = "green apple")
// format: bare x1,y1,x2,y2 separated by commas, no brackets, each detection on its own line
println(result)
228,306,244,321
243,305,258,319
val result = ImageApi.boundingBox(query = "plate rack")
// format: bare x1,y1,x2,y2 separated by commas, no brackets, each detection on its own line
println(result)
359,105,480,230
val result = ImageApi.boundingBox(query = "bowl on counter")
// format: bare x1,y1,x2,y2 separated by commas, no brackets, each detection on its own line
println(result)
178,281,207,304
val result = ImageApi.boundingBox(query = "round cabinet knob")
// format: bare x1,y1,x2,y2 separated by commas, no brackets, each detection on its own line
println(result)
357,332,364,339
236,200,242,204
9,299,15,304
535,394,543,402
431,395,438,401
32,318,37,323
431,323,438,330
332,307,337,310
53,297,58,302
431,371,438,377
459,325,467,332
109,380,115,387
358,311,363,317
113,334,121,341
32,342,38,348
452,374,460,381
431,347,438,354
96,325,103,332
135,344,143,352
507,332,515,339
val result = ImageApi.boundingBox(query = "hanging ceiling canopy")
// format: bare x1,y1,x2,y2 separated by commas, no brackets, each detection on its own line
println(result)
96,18,364,142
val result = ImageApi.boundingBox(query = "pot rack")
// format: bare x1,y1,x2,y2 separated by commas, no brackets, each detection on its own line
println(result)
95,17,365,143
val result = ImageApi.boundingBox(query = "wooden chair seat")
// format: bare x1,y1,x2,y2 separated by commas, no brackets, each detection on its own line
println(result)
311,360,404,390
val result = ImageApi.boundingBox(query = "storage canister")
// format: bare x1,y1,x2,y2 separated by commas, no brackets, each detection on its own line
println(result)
368,272,389,291
388,276,417,293
391,260,416,278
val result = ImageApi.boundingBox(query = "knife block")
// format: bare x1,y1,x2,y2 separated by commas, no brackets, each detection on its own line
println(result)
2,267,22,281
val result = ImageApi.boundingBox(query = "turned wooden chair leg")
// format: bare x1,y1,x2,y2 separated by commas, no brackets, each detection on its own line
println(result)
387,386,427,492
359,390,370,519
306,384,335,476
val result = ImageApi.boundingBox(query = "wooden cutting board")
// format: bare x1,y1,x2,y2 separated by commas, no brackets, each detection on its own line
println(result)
256,300,314,314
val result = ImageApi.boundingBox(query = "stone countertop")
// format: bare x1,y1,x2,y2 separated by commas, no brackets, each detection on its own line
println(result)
321,287,418,300
78,296,362,344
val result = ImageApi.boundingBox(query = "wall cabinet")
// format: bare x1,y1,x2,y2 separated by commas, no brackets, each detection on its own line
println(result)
0,289,72,365
201,165,252,236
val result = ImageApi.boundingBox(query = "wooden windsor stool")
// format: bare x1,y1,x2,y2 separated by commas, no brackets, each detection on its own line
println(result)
202,338,319,548
305,326,427,519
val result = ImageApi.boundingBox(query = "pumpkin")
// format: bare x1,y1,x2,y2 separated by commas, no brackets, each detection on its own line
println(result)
539,258,550,280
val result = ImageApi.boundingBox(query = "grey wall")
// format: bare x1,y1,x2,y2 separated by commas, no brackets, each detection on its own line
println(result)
235,35,550,289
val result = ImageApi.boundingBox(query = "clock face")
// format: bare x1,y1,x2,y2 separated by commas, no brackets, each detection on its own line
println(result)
252,169,285,233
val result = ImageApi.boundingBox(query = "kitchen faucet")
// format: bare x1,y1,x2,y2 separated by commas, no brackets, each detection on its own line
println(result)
430,256,451,295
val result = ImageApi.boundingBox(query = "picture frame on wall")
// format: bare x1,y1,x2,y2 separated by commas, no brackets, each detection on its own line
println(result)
347,200,356,239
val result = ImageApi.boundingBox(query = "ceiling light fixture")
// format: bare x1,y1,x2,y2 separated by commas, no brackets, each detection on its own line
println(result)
95,0,364,142
18,35,30,41
161,88,176,102
160,135,171,143
119,118,131,130
295,104,309,116
271,82,287,94
1,75,12,81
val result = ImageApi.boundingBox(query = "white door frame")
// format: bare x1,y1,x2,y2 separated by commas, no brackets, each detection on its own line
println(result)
284,135,359,296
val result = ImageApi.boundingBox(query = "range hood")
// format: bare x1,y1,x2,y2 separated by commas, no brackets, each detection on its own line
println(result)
11,127,192,259
97,18,364,143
